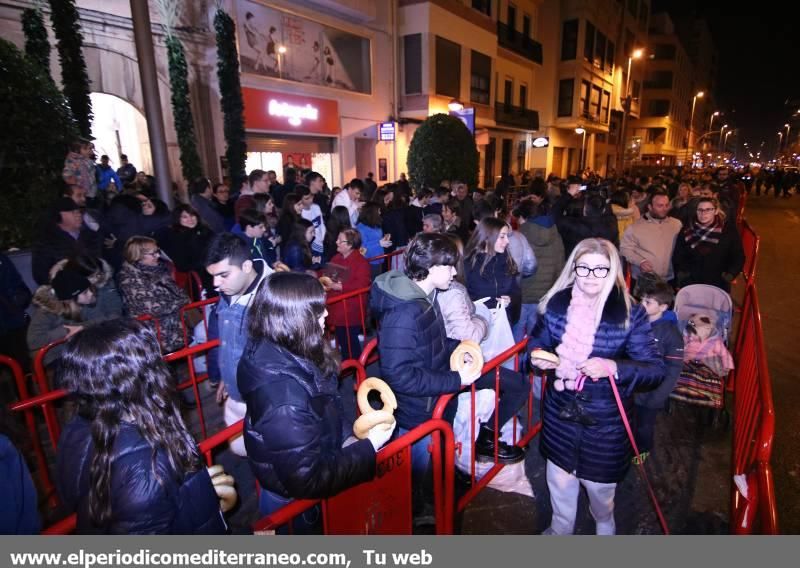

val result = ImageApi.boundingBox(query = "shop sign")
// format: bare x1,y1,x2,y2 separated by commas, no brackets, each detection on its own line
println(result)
243,87,339,135
379,122,396,141
532,136,550,148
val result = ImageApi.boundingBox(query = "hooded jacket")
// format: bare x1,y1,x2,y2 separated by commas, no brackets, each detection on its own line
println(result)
635,311,684,409
56,416,226,534
528,286,665,483
518,217,565,304
237,340,375,499
369,271,462,429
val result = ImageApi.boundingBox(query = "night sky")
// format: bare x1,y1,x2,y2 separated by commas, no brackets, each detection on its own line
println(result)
652,0,800,158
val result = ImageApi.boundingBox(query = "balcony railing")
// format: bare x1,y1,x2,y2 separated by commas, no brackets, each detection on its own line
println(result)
495,102,539,130
579,109,609,126
496,21,543,64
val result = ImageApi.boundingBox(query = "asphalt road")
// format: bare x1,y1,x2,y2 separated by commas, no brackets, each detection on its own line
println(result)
742,193,800,534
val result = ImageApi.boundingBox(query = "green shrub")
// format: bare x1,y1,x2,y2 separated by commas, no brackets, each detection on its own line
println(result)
407,113,479,189
0,39,78,250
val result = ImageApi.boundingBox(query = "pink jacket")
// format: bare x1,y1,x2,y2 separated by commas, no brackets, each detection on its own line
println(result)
436,282,489,343
683,335,734,377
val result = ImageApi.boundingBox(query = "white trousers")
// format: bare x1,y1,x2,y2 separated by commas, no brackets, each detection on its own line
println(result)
545,460,617,535
224,398,248,457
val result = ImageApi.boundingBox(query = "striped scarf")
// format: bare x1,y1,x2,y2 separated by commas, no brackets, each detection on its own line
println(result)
684,215,724,250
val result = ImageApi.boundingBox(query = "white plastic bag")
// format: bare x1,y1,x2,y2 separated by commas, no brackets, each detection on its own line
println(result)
475,301,516,370
452,390,534,498
189,303,214,374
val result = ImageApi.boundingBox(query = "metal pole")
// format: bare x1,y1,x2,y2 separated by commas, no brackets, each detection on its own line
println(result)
130,0,174,208
619,56,633,170
687,96,697,167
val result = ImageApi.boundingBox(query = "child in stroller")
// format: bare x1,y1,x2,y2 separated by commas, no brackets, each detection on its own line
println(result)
670,284,735,409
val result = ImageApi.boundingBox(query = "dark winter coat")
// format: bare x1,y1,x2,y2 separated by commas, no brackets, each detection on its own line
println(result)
158,225,213,276
551,194,619,256
635,311,684,409
464,251,521,325
528,287,665,483
672,218,745,292
0,253,31,334
370,271,462,430
31,227,103,286
237,340,375,499
56,417,226,534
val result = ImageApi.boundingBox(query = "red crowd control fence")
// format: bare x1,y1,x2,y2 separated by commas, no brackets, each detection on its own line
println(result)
739,220,759,284
324,286,371,361
365,247,405,274
730,284,778,534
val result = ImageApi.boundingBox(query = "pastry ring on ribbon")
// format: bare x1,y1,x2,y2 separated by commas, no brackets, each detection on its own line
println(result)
357,377,397,416
449,340,484,376
353,410,396,440
272,261,291,272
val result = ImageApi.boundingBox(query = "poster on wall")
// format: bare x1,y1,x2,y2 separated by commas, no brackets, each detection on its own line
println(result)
378,158,388,181
236,0,371,94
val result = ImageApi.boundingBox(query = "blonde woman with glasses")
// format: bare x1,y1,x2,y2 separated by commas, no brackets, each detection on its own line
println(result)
528,238,665,535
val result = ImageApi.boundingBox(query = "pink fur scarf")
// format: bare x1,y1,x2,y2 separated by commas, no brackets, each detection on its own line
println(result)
554,287,600,391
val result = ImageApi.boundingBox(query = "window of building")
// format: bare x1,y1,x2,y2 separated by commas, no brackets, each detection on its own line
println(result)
435,36,461,99
523,14,531,38
470,50,491,105
624,28,634,59
590,85,602,118
472,0,491,17
647,99,670,116
595,31,607,69
507,3,517,30
639,2,649,29
561,19,578,60
653,43,676,60
644,70,673,89
606,40,615,73
580,80,590,115
557,79,574,117
632,80,641,100
519,84,528,109
504,78,513,106
584,21,595,61
602,90,611,122
403,34,422,95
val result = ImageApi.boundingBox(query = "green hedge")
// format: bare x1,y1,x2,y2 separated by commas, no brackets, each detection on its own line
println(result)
407,113,479,189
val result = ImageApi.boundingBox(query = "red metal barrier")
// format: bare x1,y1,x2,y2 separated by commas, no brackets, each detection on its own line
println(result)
179,297,219,347
365,248,405,274
325,286,370,360
135,313,163,347
431,339,538,513
31,338,67,449
163,339,221,440
173,269,204,302
740,220,759,284
731,284,778,534
252,419,455,535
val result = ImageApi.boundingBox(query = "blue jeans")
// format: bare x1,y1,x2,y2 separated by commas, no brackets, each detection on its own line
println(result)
258,488,322,534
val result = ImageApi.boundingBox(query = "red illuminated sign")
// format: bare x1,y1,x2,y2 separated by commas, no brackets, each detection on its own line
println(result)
242,87,340,135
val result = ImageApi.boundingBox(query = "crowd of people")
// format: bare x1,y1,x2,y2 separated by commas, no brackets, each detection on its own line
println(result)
0,138,760,535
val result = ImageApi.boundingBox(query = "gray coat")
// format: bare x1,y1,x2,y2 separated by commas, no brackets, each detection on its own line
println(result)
519,218,565,304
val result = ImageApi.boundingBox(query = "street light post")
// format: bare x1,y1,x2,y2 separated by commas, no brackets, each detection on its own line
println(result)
575,127,587,172
687,91,704,167
619,49,644,170
784,123,791,152
709,111,720,133
718,123,729,152
277,45,287,79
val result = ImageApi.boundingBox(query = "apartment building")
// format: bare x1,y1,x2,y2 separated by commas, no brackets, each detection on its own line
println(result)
535,0,649,178
627,12,695,166
397,0,544,188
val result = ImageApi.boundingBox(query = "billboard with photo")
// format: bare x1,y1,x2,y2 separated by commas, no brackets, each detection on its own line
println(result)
236,0,371,94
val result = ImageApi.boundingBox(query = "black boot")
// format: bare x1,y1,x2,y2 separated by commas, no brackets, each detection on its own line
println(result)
474,425,525,464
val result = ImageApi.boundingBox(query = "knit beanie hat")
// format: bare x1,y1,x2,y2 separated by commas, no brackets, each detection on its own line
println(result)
52,269,91,301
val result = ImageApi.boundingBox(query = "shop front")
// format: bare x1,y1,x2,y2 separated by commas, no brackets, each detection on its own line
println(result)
242,87,340,185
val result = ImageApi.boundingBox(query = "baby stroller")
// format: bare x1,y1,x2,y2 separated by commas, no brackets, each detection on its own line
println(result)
670,284,734,416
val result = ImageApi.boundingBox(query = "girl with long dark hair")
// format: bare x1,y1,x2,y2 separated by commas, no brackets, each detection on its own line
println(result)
322,205,352,263
282,218,320,272
55,319,231,533
239,272,393,533
276,193,303,245
463,217,521,325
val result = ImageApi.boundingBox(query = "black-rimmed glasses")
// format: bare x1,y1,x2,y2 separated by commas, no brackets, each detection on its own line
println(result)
574,265,610,278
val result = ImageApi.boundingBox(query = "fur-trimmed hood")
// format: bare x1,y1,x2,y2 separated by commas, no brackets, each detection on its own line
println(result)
31,285,68,315
49,257,114,288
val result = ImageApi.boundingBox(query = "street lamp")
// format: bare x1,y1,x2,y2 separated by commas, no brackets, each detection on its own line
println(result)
687,91,704,166
575,127,587,172
718,123,729,152
277,45,287,79
784,123,791,151
620,48,644,169
709,111,720,132
448,98,464,112
723,130,733,152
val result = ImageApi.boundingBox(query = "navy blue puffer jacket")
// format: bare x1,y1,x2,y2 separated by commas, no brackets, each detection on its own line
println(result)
464,251,521,325
370,271,462,430
56,417,226,534
238,340,376,499
528,286,665,483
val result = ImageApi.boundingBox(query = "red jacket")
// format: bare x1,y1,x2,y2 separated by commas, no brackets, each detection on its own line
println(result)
326,251,370,328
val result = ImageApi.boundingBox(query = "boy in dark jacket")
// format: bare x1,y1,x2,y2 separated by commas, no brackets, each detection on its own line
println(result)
633,277,684,463
370,234,527,468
